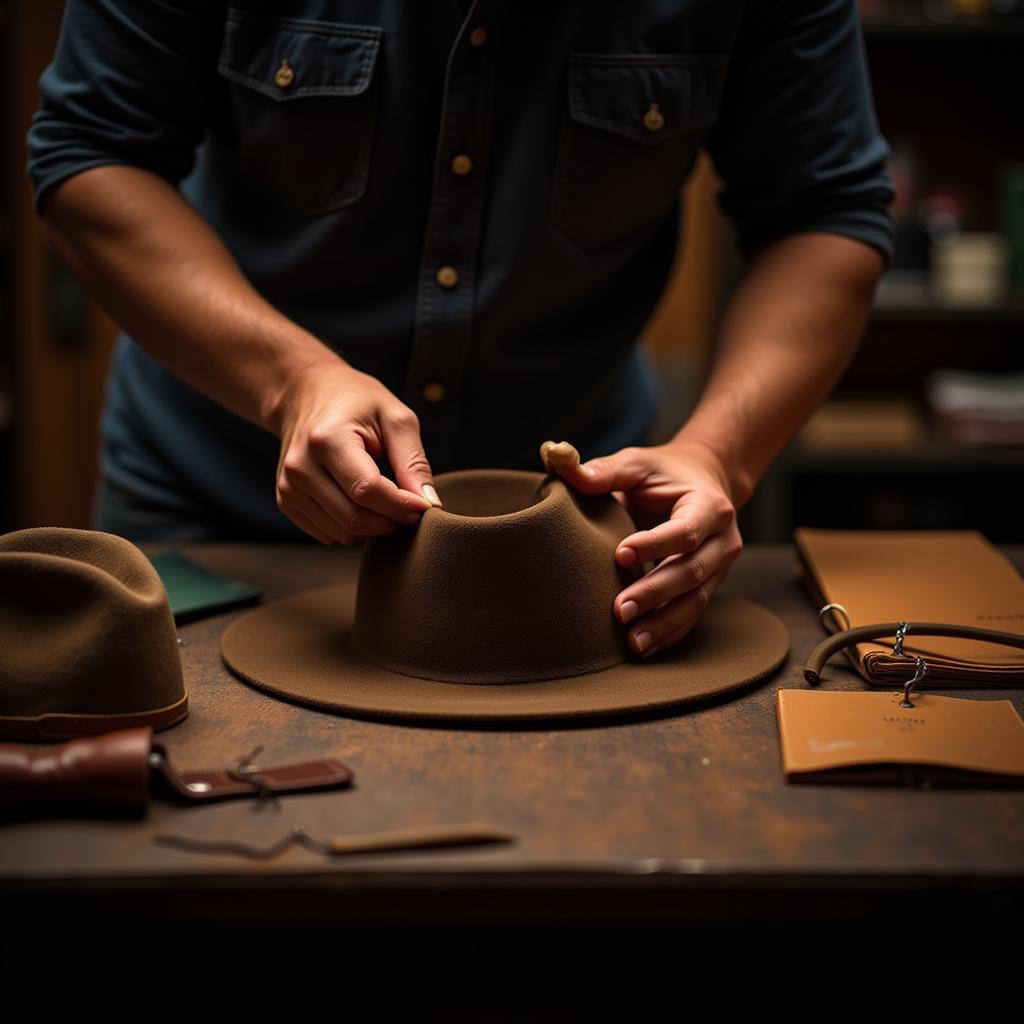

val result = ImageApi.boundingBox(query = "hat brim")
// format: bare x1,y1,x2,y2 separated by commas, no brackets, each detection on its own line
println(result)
220,583,789,723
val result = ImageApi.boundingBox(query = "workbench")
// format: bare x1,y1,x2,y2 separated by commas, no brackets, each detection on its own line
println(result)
3,544,1021,1014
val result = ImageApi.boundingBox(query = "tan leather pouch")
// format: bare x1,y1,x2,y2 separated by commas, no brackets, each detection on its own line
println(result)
794,528,1024,685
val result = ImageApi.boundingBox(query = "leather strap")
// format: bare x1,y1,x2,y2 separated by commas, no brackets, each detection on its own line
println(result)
0,726,354,809
804,622,1024,686
150,741,353,803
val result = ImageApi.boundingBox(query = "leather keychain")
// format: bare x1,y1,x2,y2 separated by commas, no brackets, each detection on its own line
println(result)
0,725,353,812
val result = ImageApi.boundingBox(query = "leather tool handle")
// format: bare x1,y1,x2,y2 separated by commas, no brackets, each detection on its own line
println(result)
0,726,152,809
324,822,515,854
804,622,1024,685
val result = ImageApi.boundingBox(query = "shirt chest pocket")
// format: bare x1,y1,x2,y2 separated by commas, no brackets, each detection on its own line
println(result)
550,53,731,250
217,11,383,216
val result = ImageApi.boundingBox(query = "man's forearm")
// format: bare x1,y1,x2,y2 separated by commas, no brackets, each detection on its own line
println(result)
40,164,343,433
672,231,885,507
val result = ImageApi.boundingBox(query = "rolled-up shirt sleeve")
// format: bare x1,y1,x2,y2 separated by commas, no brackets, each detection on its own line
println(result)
26,0,221,213
705,0,896,270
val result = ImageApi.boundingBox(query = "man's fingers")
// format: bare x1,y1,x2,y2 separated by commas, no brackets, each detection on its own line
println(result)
317,430,431,522
627,566,731,658
541,440,646,496
613,524,743,628
287,507,337,546
383,407,441,507
305,463,405,537
615,490,735,567
278,481,354,546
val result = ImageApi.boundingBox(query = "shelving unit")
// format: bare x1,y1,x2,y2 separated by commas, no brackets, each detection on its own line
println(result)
740,1,1024,544
859,6,1024,40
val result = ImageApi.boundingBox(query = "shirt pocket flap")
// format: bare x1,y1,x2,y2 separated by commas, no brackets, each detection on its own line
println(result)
218,12,383,101
568,53,730,145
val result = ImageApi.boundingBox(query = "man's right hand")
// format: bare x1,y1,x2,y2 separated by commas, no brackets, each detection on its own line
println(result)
267,358,438,545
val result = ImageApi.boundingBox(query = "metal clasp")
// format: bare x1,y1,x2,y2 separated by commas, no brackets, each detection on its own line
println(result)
898,657,928,709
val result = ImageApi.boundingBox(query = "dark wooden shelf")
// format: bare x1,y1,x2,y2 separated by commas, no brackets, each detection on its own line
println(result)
872,295,1024,323
785,442,1024,474
862,8,1024,40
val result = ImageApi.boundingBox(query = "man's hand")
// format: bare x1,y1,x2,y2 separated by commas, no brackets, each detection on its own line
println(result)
542,234,884,655
547,439,743,658
38,166,442,546
267,358,439,545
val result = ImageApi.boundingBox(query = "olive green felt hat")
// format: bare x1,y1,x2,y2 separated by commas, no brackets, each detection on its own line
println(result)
221,470,789,723
0,527,187,740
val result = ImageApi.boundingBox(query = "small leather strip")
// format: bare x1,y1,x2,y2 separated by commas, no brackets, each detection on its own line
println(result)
151,743,354,803
0,691,189,741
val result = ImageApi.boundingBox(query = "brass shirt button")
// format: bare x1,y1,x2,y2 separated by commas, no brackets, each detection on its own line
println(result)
450,154,473,176
468,26,488,47
436,265,459,288
643,102,664,132
275,59,295,89
422,381,446,404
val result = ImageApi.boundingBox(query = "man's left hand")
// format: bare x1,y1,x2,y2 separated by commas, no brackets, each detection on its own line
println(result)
547,439,744,659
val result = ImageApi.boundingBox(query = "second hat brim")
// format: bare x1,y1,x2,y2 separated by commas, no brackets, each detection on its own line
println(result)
220,583,789,723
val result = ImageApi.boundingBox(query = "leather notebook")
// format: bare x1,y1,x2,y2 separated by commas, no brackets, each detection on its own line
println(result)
794,529,1024,686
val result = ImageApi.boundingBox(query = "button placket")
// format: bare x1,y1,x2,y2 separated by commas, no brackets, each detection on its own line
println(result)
404,1,497,470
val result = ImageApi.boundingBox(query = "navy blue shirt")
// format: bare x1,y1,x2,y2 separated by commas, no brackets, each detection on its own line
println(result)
28,0,896,538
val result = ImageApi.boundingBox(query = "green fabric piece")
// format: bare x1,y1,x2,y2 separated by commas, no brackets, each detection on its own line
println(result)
148,549,261,623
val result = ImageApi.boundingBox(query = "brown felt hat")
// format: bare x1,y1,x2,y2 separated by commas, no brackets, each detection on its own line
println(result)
221,469,789,722
0,527,188,740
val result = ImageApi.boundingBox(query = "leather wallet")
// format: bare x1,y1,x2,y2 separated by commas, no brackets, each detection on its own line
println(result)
794,528,1024,685
0,726,353,812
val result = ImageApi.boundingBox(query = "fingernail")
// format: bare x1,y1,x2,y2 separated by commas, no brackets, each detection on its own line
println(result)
634,631,652,653
641,645,660,660
617,546,637,567
405,512,421,527
619,599,639,623
422,484,443,508
581,464,595,476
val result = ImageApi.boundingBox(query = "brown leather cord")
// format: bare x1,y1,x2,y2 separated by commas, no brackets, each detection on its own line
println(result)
804,622,1024,686
154,828,306,860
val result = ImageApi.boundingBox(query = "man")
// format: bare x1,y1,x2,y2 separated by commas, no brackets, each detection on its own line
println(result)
27,1,895,659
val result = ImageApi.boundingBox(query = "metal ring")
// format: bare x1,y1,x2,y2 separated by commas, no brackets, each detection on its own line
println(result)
818,603,851,631
898,657,928,709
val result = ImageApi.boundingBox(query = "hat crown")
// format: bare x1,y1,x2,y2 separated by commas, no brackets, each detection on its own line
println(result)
352,470,642,684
